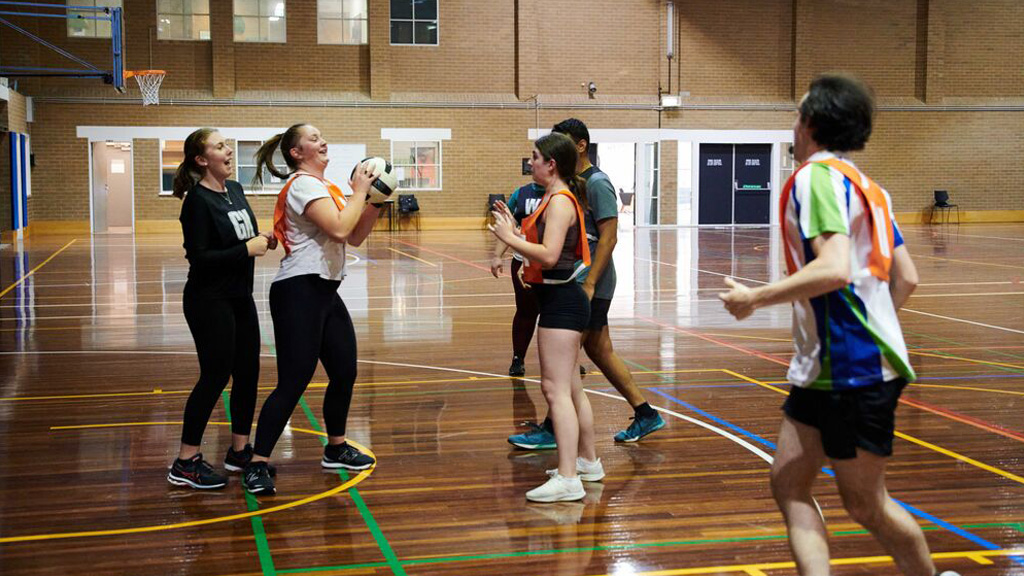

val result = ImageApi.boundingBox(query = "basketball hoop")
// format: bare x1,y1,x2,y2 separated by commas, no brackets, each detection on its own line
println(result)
125,70,166,106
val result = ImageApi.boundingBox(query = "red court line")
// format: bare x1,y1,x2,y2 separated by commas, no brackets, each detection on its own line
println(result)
638,315,1024,445
391,239,492,273
638,315,790,367
899,396,1024,443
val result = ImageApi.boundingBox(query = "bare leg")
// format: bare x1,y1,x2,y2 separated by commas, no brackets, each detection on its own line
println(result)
771,416,831,576
583,326,646,408
832,450,936,576
570,361,597,462
538,326,583,477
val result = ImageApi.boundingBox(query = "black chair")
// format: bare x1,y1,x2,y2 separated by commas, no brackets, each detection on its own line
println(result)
932,190,959,224
618,191,635,213
487,193,506,210
397,194,420,231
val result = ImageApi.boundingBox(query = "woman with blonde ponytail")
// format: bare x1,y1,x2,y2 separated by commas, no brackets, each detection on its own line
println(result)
167,128,277,490
243,124,381,496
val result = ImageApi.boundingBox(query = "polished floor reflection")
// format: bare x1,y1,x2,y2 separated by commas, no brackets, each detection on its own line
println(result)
1,224,1023,575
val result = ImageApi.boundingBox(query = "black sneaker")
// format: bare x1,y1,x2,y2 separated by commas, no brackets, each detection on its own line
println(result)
242,462,275,495
225,444,276,477
508,356,526,377
322,442,376,470
167,454,228,490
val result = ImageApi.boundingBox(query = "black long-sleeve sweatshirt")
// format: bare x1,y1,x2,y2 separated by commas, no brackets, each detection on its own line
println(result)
179,180,259,299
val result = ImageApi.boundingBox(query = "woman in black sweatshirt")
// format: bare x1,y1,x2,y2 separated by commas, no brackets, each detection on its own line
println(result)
167,128,276,490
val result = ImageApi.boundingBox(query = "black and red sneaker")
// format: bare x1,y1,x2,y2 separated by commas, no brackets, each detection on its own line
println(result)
224,444,276,477
167,453,228,490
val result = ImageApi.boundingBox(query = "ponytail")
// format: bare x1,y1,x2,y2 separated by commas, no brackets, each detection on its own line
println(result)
172,127,217,199
567,174,588,213
252,123,308,187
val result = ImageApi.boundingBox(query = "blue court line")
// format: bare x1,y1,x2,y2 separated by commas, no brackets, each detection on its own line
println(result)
646,386,1024,564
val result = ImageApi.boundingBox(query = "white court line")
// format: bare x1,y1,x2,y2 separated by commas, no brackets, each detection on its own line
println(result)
633,257,769,285
903,309,1024,336
0,350,773,465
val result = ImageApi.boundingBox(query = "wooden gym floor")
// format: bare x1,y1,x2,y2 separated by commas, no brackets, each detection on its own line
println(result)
0,224,1022,575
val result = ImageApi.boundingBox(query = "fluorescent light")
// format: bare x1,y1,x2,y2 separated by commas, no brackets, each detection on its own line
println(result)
661,94,681,108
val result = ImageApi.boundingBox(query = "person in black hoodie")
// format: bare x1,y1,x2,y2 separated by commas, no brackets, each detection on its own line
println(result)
167,128,276,490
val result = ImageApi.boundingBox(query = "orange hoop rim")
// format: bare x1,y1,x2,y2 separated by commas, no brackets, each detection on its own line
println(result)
124,70,166,78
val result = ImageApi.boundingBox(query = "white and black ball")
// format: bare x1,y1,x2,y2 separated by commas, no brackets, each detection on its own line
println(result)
352,157,398,205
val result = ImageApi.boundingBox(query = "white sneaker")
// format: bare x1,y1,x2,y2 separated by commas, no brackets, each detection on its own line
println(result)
526,473,585,502
546,457,606,482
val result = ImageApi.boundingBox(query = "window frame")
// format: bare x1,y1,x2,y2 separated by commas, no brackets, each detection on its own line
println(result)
157,0,212,41
233,0,288,44
390,140,443,192
317,0,368,45
389,0,439,46
66,0,123,39
159,138,185,196
235,139,288,195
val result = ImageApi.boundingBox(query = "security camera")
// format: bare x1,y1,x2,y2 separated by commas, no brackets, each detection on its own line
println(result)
587,81,597,99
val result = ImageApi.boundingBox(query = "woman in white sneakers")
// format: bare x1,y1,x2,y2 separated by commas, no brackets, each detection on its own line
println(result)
489,132,604,502
243,123,380,495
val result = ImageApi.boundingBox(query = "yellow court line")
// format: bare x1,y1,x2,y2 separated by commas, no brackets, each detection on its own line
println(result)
0,239,77,299
1,424,374,544
702,332,791,343
0,368,727,403
386,246,437,266
909,350,1024,371
584,548,1024,576
909,383,1024,397
720,369,1024,487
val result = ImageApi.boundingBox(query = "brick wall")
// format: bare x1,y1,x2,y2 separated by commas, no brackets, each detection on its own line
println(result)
4,0,1023,228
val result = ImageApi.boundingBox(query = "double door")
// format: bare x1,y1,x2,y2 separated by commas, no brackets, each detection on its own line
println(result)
698,144,771,225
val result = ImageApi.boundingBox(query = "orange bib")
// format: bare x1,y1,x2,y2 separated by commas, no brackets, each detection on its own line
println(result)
780,159,895,281
519,189,591,284
273,173,346,255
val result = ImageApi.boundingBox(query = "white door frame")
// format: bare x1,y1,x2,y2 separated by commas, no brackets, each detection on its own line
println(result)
87,140,136,235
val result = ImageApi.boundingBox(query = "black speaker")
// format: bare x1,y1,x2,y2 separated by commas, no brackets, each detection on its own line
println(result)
521,158,531,175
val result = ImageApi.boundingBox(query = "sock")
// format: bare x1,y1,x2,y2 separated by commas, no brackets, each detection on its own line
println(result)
634,402,658,419
542,416,554,432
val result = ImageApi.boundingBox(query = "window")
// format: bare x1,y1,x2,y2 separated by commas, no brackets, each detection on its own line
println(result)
391,141,441,190
160,139,185,195
67,0,122,38
158,0,211,41
236,140,287,193
318,0,367,44
234,0,286,43
390,0,437,45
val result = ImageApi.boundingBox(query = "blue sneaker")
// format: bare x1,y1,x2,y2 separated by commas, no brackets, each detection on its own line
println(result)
614,413,666,443
508,422,557,450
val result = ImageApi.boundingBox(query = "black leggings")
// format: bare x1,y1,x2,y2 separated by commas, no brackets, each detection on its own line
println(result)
181,294,261,446
510,258,539,357
253,274,358,458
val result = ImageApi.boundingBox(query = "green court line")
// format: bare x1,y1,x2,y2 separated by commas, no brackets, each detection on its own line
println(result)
913,330,1024,364
222,390,277,576
297,396,407,576
275,522,1024,574
258,326,405,575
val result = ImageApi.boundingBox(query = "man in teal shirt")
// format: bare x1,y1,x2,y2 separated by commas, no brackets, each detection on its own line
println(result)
509,119,665,449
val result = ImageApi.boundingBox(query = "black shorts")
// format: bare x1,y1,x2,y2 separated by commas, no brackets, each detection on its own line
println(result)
532,283,590,332
587,297,612,331
783,378,908,460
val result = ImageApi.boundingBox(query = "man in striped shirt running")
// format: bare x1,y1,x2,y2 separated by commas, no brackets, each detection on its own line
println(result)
720,74,957,576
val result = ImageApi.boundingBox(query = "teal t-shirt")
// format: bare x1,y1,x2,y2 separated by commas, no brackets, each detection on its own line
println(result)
577,166,617,299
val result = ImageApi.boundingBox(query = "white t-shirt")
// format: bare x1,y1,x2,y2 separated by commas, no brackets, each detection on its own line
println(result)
273,173,347,283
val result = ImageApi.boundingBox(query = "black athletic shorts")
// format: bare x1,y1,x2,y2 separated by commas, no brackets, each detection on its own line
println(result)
532,282,590,333
587,297,612,331
783,378,908,460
